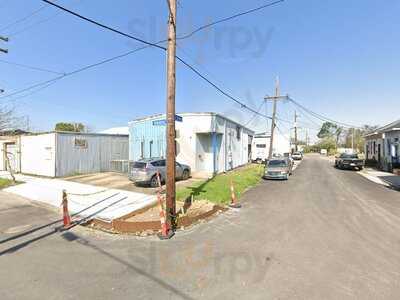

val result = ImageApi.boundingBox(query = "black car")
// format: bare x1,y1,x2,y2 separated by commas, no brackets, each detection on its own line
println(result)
334,153,364,170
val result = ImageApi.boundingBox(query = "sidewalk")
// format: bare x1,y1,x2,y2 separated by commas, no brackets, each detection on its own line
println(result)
358,168,400,190
0,171,157,222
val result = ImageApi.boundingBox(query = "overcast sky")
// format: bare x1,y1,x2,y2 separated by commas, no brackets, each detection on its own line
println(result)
0,0,399,141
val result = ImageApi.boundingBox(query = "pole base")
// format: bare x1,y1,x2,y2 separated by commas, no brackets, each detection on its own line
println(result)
157,230,175,240
229,203,242,209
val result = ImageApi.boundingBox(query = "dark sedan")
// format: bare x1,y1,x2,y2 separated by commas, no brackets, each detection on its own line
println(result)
335,153,364,170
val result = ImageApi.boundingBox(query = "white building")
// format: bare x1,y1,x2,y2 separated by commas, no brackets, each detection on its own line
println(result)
251,132,291,162
364,119,400,172
129,112,254,177
0,132,129,177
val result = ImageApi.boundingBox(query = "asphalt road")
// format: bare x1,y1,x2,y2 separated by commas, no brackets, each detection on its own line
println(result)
1,154,400,299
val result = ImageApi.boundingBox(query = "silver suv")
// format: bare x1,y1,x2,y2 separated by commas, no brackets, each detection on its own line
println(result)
129,158,191,187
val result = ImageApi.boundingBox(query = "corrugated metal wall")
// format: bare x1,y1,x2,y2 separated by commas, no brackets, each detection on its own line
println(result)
56,133,128,177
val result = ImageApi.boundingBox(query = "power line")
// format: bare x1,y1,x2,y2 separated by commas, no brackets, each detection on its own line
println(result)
2,0,285,123
244,101,265,127
6,0,85,38
177,0,284,41
0,5,47,33
0,44,151,100
2,0,283,94
288,97,361,129
0,58,65,75
41,0,166,51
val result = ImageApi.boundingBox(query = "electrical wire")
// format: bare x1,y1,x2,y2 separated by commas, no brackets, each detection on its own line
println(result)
2,0,285,124
0,58,65,75
176,0,284,41
40,0,166,51
0,5,47,32
244,101,265,127
288,97,361,129
6,0,85,38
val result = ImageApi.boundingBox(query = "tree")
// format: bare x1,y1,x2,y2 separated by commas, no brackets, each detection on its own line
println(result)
344,125,379,153
317,122,343,147
55,122,85,132
0,106,28,133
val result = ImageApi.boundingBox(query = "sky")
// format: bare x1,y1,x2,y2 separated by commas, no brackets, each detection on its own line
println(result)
0,0,399,142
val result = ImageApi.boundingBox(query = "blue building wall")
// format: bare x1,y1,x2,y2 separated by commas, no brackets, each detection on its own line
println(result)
129,118,166,161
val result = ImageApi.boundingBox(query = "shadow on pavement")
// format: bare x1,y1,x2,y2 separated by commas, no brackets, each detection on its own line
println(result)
0,193,120,245
0,194,127,256
61,232,195,300
379,176,400,191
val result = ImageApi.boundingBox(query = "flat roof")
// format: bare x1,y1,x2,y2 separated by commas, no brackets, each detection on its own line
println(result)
20,131,129,138
129,112,255,133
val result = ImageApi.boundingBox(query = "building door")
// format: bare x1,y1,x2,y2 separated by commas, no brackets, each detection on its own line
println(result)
196,134,213,172
378,144,381,165
5,143,19,172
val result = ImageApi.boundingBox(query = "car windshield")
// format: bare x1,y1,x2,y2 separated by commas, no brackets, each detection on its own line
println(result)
293,152,301,155
341,154,358,159
133,162,147,169
268,160,288,167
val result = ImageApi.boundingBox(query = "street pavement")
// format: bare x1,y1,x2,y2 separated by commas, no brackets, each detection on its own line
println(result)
1,154,400,299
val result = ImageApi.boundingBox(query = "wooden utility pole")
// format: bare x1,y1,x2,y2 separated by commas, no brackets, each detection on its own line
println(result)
265,77,288,160
165,0,177,237
294,111,298,152
306,129,309,146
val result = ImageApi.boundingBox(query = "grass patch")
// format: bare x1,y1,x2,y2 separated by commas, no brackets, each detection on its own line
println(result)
176,164,264,205
0,178,21,189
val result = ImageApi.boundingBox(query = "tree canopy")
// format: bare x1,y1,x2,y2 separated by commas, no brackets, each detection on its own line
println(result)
55,122,85,132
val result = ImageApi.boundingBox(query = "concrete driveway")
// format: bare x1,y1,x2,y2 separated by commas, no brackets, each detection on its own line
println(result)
1,154,400,299
66,172,204,195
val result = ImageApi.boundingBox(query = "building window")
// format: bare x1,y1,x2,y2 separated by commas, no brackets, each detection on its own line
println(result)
149,140,153,158
74,138,88,149
140,141,144,158
175,141,180,156
236,126,241,140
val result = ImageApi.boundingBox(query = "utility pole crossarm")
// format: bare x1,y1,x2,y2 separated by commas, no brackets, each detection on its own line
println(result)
264,95,289,101
0,35,8,54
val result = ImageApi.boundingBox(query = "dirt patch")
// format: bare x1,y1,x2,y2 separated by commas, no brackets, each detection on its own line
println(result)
87,199,226,235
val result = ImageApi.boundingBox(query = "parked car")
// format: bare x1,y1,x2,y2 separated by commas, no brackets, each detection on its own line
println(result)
334,153,364,170
264,158,293,180
292,151,303,160
282,152,295,167
129,158,191,187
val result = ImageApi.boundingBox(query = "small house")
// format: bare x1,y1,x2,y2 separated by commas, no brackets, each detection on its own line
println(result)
364,119,400,172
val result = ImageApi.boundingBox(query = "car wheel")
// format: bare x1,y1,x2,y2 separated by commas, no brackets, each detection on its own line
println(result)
150,175,159,188
182,169,190,180
358,167,363,171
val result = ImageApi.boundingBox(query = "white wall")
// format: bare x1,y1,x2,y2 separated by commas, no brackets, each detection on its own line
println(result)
20,133,56,177
172,113,254,175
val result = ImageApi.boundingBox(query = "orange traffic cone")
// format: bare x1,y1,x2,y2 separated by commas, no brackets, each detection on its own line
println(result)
61,190,72,230
156,172,174,240
228,179,241,208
